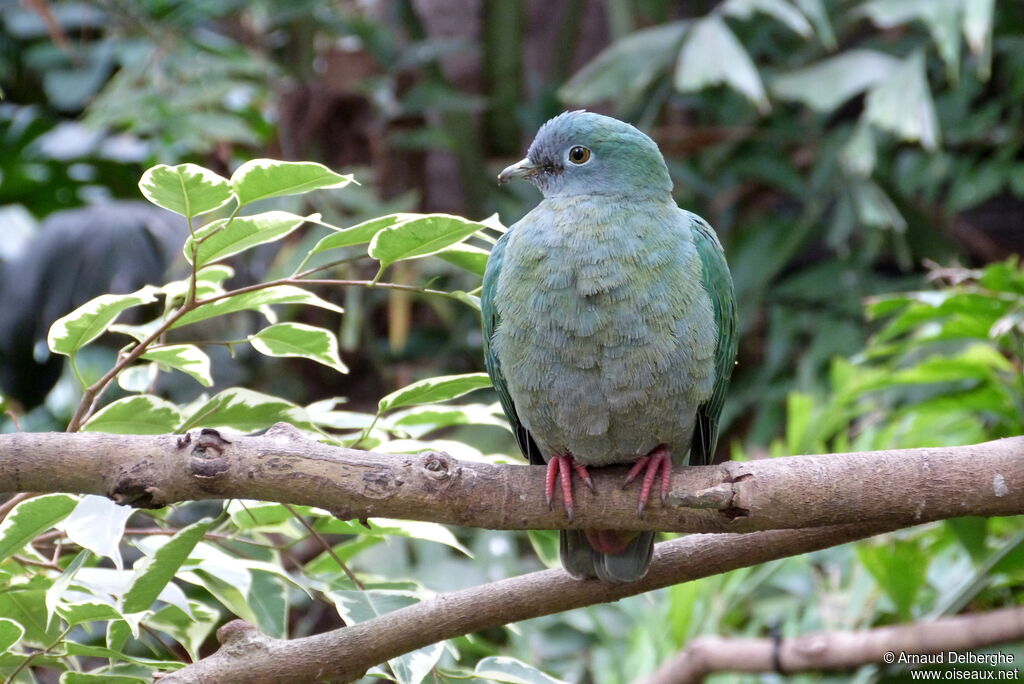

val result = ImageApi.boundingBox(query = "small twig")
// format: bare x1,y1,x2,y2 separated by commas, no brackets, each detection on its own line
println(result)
12,555,60,570
33,527,276,549
0,493,36,521
4,411,22,432
281,503,365,590
141,622,192,663
4,625,73,684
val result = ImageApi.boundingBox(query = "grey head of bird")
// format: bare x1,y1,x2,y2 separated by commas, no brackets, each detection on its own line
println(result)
497,110,673,199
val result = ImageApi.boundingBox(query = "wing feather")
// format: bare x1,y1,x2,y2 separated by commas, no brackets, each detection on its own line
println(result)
482,230,545,466
689,215,738,465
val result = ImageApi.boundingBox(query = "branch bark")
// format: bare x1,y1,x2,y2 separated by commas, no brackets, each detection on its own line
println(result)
4,426,1022,682
160,521,902,683
642,605,1024,683
0,425,1021,533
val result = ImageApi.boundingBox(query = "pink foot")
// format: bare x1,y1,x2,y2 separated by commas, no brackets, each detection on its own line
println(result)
545,454,595,521
622,445,672,517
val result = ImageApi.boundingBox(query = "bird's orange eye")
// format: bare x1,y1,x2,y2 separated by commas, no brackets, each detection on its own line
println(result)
568,146,591,164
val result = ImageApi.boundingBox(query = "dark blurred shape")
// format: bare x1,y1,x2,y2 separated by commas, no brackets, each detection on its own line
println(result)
0,201,184,409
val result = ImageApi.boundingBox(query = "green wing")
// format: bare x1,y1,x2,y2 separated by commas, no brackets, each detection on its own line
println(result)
481,230,545,466
689,214,738,465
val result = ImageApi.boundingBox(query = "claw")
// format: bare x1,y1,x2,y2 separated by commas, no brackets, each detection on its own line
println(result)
544,454,592,521
573,461,596,492
623,445,673,517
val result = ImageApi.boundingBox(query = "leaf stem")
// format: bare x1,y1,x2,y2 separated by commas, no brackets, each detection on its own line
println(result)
4,625,73,684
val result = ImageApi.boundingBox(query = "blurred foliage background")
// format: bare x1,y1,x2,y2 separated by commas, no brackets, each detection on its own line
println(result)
0,0,1022,682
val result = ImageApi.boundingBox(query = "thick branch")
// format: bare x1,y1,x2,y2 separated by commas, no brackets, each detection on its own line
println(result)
161,521,901,683
642,605,1024,683
0,426,1020,533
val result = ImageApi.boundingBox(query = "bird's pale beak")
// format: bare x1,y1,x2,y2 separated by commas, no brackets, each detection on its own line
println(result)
497,158,540,185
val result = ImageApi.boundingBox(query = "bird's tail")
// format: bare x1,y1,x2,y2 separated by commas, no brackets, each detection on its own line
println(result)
560,529,655,583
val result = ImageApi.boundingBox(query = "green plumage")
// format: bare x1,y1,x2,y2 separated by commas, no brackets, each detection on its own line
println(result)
483,111,737,583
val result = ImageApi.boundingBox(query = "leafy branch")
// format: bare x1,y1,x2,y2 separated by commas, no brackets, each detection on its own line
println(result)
60,160,492,432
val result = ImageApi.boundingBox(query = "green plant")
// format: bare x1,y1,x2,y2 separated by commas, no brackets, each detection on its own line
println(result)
0,160,548,683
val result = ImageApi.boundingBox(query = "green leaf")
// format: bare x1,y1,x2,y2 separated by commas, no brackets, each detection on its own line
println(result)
840,121,877,177
309,214,420,255
559,22,689,106
0,494,79,564
314,518,472,557
526,530,560,569
474,657,570,684
865,50,940,150
45,549,91,627
945,517,989,564
58,496,134,570
858,0,962,79
771,50,899,113
140,345,213,387
962,0,994,77
146,602,218,662
448,290,481,311
185,211,311,268
436,242,490,276
720,0,812,37
389,404,508,433
793,0,835,48
329,590,443,684
107,618,131,652
61,672,150,684
63,640,181,669
675,15,768,113
138,163,232,218
117,364,158,392
172,285,343,328
247,571,288,639
230,159,353,206
81,395,185,435
378,372,491,413
180,388,313,433
180,568,260,628
48,287,159,356
249,323,348,374
122,519,211,614
856,538,929,620
0,586,63,645
369,214,486,275
0,618,25,654
850,178,907,232
57,600,124,626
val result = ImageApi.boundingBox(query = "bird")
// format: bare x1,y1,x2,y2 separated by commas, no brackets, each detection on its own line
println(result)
481,111,737,583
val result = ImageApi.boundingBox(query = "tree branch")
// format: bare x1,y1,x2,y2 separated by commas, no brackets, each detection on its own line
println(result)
641,605,1024,683
159,521,903,683
5,426,1021,682
1,425,1020,533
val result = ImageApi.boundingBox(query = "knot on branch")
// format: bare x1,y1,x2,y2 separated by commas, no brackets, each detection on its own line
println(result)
217,620,263,647
419,451,456,480
110,459,165,509
110,478,163,509
265,422,306,442
189,429,232,480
